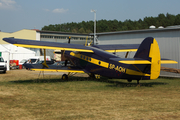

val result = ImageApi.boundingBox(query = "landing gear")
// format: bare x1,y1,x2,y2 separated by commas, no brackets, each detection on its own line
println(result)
61,74,68,80
127,79,140,85
137,80,140,85
88,73,100,79
89,73,95,79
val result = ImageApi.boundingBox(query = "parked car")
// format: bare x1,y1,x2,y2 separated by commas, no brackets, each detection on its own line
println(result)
37,60,55,65
0,57,7,73
53,61,72,66
25,56,51,64
19,59,28,69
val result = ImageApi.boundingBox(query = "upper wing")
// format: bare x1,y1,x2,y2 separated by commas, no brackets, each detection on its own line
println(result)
3,38,94,53
92,44,140,52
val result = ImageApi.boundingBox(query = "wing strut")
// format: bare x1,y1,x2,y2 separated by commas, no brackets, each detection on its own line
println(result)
125,51,129,58
42,49,49,68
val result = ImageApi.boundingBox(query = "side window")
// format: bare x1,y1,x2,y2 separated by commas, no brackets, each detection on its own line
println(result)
0,58,4,62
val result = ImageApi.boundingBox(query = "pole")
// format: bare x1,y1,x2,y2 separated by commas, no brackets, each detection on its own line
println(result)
91,9,96,45
94,11,96,45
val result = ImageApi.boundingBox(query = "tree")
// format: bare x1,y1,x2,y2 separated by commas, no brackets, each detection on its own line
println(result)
157,13,166,27
72,28,78,33
85,29,92,34
175,14,180,25
97,19,109,32
166,13,176,26
78,28,85,33
41,13,180,33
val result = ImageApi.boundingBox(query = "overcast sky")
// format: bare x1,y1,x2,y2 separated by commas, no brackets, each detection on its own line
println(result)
0,0,180,33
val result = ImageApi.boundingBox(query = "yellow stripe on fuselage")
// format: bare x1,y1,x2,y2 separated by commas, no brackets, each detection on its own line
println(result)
70,52,109,68
14,44,94,53
105,49,137,52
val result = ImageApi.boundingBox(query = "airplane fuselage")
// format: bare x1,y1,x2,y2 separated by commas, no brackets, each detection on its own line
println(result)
64,47,150,80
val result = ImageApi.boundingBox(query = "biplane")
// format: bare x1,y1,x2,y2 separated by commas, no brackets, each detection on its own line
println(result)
3,37,177,84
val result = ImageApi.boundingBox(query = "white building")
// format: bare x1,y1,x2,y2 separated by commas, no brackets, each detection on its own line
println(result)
90,26,180,77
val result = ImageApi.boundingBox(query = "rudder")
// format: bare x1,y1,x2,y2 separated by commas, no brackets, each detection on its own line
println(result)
134,37,161,79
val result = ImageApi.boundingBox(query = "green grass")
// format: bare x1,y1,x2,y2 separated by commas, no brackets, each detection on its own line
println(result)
0,70,180,119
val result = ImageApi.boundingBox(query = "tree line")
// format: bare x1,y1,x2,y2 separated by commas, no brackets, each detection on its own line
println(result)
41,13,180,33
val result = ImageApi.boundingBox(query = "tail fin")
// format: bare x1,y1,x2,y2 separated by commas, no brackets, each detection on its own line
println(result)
111,37,177,80
134,37,161,79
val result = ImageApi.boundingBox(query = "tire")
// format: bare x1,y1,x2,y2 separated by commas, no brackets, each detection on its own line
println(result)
61,74,68,80
89,73,95,79
127,79,132,82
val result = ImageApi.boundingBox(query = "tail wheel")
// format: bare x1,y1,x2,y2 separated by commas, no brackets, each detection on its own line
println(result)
61,74,68,80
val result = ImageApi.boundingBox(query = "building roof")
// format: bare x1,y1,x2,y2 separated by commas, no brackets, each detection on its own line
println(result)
89,26,180,36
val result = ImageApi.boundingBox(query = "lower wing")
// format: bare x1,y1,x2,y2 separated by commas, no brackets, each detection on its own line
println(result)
23,63,85,73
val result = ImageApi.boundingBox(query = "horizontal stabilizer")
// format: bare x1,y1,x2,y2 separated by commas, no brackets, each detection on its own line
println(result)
161,59,178,64
110,58,178,65
110,58,151,64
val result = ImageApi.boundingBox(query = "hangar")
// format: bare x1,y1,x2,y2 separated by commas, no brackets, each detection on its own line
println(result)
92,26,180,77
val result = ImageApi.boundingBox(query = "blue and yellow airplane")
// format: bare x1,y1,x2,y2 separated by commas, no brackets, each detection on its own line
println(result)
3,37,177,84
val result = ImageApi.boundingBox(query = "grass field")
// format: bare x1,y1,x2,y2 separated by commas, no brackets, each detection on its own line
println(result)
0,70,180,120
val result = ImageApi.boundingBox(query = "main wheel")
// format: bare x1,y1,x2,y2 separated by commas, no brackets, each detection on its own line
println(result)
61,74,68,80
89,73,95,79
127,79,132,82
